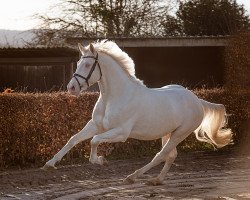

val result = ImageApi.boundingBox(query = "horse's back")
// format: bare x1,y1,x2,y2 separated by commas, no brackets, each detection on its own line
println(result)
129,84,204,140
160,84,185,90
151,84,203,114
150,84,195,101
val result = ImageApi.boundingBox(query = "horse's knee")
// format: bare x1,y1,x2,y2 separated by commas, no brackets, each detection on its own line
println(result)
68,130,88,147
67,135,79,147
90,135,99,146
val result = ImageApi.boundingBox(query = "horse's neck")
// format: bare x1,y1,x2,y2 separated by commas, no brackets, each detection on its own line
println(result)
98,55,137,102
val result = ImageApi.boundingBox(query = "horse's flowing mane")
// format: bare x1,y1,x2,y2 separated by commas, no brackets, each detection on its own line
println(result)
93,40,144,85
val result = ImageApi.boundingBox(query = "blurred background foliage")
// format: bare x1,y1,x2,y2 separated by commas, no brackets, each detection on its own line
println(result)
33,0,249,46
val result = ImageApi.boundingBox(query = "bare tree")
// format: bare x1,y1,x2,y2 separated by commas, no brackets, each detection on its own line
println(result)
34,0,175,45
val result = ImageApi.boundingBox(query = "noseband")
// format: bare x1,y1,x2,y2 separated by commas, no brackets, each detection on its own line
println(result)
73,53,102,89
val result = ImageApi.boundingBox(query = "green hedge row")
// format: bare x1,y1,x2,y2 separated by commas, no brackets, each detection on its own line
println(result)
0,89,249,168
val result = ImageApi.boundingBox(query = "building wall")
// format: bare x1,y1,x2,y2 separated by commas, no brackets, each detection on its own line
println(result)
124,46,225,88
0,65,65,92
0,46,225,92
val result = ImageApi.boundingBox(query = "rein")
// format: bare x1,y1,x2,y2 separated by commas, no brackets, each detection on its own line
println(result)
73,53,102,89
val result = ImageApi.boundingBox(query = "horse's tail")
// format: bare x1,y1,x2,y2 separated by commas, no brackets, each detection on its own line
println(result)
194,99,233,148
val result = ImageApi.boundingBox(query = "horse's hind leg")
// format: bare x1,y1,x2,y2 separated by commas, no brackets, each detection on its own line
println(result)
124,134,173,183
146,135,177,185
162,134,171,146
124,127,191,184
147,147,177,185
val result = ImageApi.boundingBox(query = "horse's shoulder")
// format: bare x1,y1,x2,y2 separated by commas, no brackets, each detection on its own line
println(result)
92,96,105,117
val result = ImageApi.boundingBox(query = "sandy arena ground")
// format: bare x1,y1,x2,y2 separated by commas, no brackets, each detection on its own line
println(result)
0,151,250,200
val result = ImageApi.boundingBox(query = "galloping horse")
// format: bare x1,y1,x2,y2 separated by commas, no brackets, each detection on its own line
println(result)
43,40,232,185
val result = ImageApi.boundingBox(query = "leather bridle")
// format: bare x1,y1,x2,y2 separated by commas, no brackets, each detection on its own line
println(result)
73,53,102,89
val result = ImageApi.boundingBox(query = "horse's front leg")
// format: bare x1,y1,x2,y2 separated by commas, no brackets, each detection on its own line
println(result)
89,127,130,165
42,120,99,170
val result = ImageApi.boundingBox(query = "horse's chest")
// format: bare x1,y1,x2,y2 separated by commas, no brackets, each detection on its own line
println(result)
103,109,122,130
102,116,111,130
93,101,132,131
93,112,116,131
93,115,104,130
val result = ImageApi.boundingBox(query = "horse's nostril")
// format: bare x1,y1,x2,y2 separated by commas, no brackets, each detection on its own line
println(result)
71,86,75,91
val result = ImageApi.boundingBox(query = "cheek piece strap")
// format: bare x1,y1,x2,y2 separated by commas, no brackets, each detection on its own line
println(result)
73,53,102,89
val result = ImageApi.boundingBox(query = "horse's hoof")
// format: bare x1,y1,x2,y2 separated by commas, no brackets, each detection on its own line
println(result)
145,178,163,186
99,156,108,166
123,176,136,184
41,164,57,171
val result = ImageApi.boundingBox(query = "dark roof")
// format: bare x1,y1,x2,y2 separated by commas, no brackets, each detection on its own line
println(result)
0,47,79,58
69,35,229,39
67,36,230,47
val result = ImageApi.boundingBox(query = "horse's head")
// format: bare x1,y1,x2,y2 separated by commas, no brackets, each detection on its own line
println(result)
67,43,102,96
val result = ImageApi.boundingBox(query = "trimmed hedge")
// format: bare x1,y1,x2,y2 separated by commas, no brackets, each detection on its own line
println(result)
224,31,250,89
179,88,249,151
0,89,249,168
0,92,98,168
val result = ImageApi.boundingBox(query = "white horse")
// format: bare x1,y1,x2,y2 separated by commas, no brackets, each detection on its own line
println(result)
43,40,232,185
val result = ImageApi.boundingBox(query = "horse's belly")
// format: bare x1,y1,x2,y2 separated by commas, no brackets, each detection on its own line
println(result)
129,130,167,140
130,119,176,140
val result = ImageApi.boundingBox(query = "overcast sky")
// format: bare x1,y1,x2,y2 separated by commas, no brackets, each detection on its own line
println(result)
0,0,249,30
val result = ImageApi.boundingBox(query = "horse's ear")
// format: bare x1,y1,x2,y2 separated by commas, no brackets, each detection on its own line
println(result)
89,43,96,55
78,43,86,55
